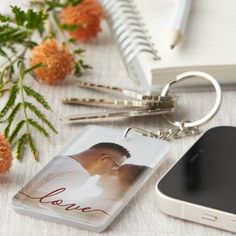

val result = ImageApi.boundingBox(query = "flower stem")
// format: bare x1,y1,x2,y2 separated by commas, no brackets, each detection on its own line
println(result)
49,11,74,52
18,64,30,141
0,48,27,73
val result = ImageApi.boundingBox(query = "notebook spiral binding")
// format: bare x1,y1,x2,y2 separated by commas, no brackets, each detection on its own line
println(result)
100,0,161,84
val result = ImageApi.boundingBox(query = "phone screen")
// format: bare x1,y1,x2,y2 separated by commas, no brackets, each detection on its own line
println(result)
158,126,236,214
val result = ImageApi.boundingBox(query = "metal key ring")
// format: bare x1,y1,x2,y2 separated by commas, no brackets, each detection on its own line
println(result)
161,71,222,128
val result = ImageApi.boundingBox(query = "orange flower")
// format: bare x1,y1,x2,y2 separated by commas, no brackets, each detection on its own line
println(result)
0,133,12,175
60,0,105,42
30,38,75,84
76,0,106,20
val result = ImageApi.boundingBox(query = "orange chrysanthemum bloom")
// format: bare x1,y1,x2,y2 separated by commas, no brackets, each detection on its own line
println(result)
76,0,106,20
30,38,75,84
0,133,13,175
60,0,105,42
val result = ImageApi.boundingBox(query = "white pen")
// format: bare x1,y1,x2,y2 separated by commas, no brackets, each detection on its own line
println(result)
169,0,192,49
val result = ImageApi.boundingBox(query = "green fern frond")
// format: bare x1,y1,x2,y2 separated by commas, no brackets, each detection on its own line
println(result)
0,81,19,119
23,85,51,110
28,133,39,161
9,119,25,143
16,133,28,160
28,118,50,138
24,63,43,75
25,102,57,133
4,124,11,139
4,102,22,138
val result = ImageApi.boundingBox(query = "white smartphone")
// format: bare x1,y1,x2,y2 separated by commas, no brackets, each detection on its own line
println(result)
155,126,236,233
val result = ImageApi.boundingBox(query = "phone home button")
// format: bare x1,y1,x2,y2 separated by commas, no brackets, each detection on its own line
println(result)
201,214,217,221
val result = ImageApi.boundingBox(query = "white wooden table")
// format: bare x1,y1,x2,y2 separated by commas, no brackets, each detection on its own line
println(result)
0,21,236,236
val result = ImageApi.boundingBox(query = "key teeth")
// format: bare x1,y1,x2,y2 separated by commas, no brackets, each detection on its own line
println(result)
61,98,70,104
65,80,176,122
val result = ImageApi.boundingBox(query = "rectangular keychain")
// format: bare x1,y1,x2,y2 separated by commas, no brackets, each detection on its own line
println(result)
12,71,222,232
12,125,170,232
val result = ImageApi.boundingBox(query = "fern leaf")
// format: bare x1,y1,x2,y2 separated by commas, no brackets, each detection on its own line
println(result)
4,102,22,138
9,120,25,143
28,133,39,161
25,102,57,133
24,63,43,75
0,81,19,119
16,133,28,160
28,118,50,138
4,125,11,139
23,85,51,110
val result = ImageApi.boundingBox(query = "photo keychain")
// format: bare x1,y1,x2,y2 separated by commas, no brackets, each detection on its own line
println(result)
12,71,222,232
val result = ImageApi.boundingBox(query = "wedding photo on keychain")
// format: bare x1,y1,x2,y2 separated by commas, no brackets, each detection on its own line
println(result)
12,126,170,232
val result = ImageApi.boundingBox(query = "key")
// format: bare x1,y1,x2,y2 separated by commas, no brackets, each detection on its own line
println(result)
77,80,173,101
61,107,174,124
61,97,175,108
62,80,176,123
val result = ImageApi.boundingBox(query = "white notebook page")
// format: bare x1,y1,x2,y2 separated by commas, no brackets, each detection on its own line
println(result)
135,0,236,68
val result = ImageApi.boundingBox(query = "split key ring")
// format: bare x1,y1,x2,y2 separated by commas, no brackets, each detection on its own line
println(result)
161,71,222,129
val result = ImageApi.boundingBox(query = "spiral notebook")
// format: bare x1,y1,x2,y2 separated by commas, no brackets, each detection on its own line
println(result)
100,0,236,90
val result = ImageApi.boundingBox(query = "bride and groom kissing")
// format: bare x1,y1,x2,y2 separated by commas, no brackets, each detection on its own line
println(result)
18,142,148,219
